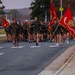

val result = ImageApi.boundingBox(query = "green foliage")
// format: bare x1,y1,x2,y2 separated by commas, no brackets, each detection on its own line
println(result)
30,0,50,21
0,29,5,34
30,0,75,20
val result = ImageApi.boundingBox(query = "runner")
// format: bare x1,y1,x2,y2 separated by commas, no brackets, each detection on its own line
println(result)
39,21,44,42
4,25,12,42
47,21,53,42
28,21,33,43
10,19,20,47
62,27,70,44
52,20,63,46
32,17,41,46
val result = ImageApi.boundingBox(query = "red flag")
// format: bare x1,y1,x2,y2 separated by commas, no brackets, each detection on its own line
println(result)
60,6,75,39
48,1,58,31
2,19,9,28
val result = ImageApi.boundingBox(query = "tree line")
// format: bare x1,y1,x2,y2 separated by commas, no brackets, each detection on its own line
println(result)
4,0,75,21
30,0,75,21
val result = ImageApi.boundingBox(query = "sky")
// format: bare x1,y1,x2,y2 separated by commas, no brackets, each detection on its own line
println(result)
2,0,33,9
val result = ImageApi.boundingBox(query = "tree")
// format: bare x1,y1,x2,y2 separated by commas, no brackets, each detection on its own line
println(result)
30,0,75,20
30,0,50,21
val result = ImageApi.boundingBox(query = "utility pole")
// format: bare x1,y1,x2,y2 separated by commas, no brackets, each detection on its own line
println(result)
60,0,62,17
59,0,64,18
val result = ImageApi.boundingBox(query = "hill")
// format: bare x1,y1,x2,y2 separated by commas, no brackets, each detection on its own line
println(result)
4,8,32,20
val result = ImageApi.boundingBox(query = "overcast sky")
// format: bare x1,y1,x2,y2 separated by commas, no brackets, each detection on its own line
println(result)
2,0,33,9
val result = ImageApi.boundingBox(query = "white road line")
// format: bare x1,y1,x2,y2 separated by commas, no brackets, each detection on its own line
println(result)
38,71,54,75
30,45,41,48
0,53,4,56
0,47,3,49
49,45,59,47
0,34,6,37
11,46,25,48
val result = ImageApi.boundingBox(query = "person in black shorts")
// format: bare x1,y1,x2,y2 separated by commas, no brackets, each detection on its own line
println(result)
32,17,41,46
10,19,20,47
52,20,63,46
4,25,12,42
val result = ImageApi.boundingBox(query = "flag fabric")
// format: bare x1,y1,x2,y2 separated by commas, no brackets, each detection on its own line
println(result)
2,19,9,28
60,6,75,39
48,1,58,31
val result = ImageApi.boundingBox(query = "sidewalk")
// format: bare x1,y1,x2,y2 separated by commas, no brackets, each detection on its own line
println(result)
38,45,75,75
0,34,6,37
57,53,75,75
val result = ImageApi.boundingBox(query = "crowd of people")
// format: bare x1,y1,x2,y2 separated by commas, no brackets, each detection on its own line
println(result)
4,17,72,47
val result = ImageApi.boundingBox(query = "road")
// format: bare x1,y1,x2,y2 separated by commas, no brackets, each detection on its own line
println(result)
0,40,75,75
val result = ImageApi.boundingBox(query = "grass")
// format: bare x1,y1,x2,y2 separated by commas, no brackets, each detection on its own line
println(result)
0,29,6,34
0,29,7,42
0,37,7,42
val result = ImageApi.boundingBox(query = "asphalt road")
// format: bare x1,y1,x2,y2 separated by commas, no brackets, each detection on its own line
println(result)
0,40,75,75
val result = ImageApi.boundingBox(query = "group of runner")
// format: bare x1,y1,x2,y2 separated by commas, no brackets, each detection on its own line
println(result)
4,17,72,47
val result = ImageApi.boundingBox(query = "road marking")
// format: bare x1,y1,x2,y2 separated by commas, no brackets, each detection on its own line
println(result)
0,53,4,56
0,34,6,37
30,45,41,48
38,71,54,75
11,46,25,48
49,45,59,47
0,47,3,49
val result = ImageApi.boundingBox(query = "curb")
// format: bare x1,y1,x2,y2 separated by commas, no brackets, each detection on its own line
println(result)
54,51,75,75
0,34,6,37
38,45,75,75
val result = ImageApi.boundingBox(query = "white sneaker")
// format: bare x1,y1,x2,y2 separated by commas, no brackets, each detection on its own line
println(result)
60,42,63,45
67,41,69,44
56,43,59,46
